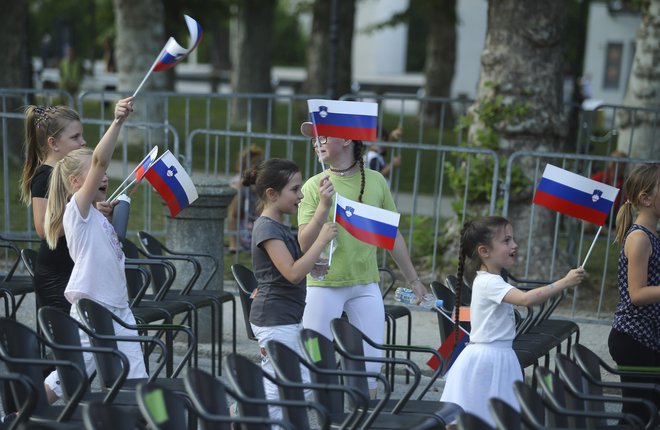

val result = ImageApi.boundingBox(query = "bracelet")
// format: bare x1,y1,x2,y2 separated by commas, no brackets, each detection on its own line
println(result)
407,277,421,286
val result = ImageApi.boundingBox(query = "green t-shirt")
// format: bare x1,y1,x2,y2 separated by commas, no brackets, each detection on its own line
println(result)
298,168,397,287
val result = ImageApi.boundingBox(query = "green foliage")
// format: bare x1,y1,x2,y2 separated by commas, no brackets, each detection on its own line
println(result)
444,81,531,216
272,1,308,67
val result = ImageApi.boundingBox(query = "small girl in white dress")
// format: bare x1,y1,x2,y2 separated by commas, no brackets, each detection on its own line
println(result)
440,216,585,426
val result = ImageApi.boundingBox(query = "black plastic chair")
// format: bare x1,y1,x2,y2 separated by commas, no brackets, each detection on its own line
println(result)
136,382,194,430
0,372,38,430
137,232,233,376
82,401,141,430
457,411,496,430
488,397,523,430
554,353,656,429
298,328,446,430
531,366,645,428
224,353,331,430
265,339,367,429
0,317,87,424
183,367,295,430
1,243,35,319
329,317,462,425
230,264,257,341
379,267,412,387
122,238,200,374
75,298,195,397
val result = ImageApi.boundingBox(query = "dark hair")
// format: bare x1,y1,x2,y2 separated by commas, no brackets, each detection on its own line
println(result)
242,158,300,210
452,216,511,353
614,163,660,244
352,140,366,202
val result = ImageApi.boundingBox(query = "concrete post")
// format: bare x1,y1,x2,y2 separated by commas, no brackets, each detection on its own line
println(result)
164,175,236,342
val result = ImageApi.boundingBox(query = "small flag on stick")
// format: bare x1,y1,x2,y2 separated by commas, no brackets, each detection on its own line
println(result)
533,164,620,226
334,193,400,250
307,99,378,142
133,15,203,97
145,150,198,217
108,146,159,202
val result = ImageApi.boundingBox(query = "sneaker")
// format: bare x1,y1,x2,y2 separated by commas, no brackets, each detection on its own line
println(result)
0,412,18,429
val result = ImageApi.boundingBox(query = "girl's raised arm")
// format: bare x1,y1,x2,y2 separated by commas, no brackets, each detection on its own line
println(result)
75,97,133,217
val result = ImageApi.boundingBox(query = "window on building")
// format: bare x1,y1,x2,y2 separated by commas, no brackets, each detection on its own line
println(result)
603,42,623,89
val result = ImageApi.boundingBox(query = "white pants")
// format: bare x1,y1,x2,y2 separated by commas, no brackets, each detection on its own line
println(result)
302,283,384,390
45,304,148,398
250,322,311,421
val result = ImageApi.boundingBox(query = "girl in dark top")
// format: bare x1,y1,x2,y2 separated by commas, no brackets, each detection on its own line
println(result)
609,163,660,422
19,105,114,313
243,158,337,419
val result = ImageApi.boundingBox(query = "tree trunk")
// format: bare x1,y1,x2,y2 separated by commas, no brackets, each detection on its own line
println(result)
303,0,355,99
230,0,276,129
423,0,456,127
112,0,167,142
443,0,569,279
0,0,30,163
616,0,660,159
304,0,330,96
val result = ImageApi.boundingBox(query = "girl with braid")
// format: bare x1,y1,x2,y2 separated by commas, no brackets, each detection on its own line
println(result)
297,119,429,399
440,216,584,426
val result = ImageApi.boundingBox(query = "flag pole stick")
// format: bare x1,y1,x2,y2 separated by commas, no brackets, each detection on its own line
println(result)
581,226,602,268
132,45,166,98
109,178,138,203
327,194,338,267
107,148,160,202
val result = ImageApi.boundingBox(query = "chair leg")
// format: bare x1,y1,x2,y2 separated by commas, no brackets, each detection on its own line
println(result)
405,312,412,385
384,315,394,389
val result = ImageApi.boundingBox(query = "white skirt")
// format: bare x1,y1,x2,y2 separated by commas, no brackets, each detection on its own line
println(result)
440,340,523,426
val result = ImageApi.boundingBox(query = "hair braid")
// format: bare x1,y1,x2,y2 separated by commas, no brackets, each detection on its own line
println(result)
450,222,469,364
353,140,366,202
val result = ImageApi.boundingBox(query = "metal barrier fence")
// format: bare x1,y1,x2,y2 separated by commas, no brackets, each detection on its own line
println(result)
2,87,659,321
503,151,660,319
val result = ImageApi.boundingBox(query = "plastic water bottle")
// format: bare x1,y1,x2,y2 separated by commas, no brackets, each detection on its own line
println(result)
111,194,131,240
394,287,436,310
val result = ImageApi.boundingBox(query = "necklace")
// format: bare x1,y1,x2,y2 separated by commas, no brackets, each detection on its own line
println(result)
329,161,357,176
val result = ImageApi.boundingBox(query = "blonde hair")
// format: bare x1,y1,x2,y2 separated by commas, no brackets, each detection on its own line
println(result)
19,105,81,205
44,148,92,249
614,163,660,244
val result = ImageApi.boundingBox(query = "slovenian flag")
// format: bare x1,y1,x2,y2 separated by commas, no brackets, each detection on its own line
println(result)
145,150,198,217
135,146,158,183
153,15,203,72
533,164,620,226
307,99,378,141
334,193,400,250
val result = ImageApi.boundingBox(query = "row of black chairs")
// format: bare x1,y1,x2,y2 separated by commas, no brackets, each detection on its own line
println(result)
1,232,238,378
455,343,660,429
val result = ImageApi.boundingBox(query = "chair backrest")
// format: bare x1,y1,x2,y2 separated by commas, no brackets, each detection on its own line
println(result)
328,319,371,399
512,379,551,429
37,306,89,401
20,248,37,279
571,344,606,391
298,328,345,415
488,397,522,430
535,365,586,428
124,265,151,306
430,281,457,342
83,400,140,429
445,274,472,305
0,372,37,430
137,232,201,293
230,264,257,341
183,367,232,430
378,267,396,299
75,298,127,390
456,411,495,430
0,318,53,413
136,382,189,430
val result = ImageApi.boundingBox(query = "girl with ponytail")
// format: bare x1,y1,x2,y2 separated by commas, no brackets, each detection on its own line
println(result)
297,119,429,399
608,163,660,421
43,97,148,404
440,216,585,426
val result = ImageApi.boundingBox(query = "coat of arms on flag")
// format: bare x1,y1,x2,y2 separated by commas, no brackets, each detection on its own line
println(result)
334,193,400,250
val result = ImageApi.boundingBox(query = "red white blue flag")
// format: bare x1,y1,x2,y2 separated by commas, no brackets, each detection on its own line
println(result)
145,150,198,217
153,15,203,72
533,164,620,226
135,146,158,183
307,99,378,141
334,193,399,250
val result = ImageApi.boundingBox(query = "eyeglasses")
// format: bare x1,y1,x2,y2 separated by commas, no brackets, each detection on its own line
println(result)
310,136,328,146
